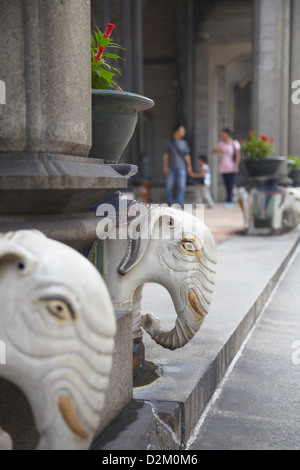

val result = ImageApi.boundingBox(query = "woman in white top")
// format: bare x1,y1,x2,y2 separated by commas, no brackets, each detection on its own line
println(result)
213,128,241,207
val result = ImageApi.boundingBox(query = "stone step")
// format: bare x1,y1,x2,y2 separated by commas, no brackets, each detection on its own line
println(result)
92,227,300,450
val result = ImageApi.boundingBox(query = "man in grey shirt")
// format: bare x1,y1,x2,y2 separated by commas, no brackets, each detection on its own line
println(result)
163,124,192,207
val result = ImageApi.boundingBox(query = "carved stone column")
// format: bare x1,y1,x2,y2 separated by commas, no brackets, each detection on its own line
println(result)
0,0,136,250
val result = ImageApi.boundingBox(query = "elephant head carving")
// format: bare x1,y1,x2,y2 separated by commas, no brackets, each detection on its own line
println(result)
0,230,116,450
105,204,217,351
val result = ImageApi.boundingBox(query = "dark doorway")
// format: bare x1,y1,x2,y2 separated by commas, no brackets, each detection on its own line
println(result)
234,79,252,142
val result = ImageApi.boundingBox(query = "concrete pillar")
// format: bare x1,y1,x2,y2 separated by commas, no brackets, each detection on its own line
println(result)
0,0,135,230
289,0,300,156
217,66,226,138
252,0,291,156
0,0,91,157
175,0,196,159
122,0,133,93
121,0,144,168
132,0,144,96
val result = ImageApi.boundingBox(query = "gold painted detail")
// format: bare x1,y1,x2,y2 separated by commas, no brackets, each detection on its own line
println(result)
188,291,205,322
58,395,89,439
179,238,203,261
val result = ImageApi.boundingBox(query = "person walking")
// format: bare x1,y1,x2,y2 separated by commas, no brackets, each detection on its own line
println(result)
163,124,192,208
189,155,215,208
213,128,241,207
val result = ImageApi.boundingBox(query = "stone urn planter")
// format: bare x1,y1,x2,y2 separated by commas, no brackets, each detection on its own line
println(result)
289,168,300,186
89,90,154,163
245,156,286,178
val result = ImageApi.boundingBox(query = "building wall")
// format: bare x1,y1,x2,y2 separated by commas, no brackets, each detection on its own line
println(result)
142,0,254,201
142,0,253,201
91,1,300,203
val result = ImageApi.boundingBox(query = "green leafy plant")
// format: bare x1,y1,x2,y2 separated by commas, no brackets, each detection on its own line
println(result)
91,23,124,90
288,156,300,169
241,131,275,160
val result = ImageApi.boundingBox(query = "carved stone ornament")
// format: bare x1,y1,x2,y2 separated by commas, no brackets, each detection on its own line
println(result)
103,202,218,351
0,230,116,450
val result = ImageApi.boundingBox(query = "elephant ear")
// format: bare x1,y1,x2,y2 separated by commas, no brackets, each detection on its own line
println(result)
0,232,38,275
118,206,174,276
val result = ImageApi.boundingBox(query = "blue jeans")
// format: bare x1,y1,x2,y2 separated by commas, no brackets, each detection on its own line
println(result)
222,173,235,202
166,168,187,207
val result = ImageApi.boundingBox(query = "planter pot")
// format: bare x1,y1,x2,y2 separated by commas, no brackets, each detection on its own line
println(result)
90,90,154,163
245,156,286,178
289,168,300,186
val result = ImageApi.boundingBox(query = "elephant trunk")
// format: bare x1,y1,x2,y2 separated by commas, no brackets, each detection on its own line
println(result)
141,289,207,351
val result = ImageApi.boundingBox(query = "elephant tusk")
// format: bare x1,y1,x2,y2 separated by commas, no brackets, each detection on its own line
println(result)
188,290,205,321
118,237,141,276
58,395,89,440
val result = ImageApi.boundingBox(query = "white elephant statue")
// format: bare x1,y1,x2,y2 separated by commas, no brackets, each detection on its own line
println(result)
272,187,300,231
237,186,300,233
0,230,116,450
93,200,217,353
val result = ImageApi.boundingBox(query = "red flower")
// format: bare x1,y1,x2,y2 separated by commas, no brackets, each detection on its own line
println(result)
248,131,253,136
242,139,247,143
270,138,274,143
261,135,269,142
104,23,115,38
95,46,105,61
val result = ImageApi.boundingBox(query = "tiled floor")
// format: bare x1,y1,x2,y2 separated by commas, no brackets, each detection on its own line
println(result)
200,203,245,245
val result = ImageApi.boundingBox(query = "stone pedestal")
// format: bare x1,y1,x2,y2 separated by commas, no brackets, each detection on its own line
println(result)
0,0,137,448
94,311,133,438
247,177,284,235
0,1,137,247
0,0,91,155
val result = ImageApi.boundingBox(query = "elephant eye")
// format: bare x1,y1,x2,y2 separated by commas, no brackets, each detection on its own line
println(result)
167,218,175,229
17,261,26,271
180,239,200,255
35,296,76,322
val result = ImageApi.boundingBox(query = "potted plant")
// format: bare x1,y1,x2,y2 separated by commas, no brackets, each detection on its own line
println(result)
241,131,285,178
90,24,154,163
